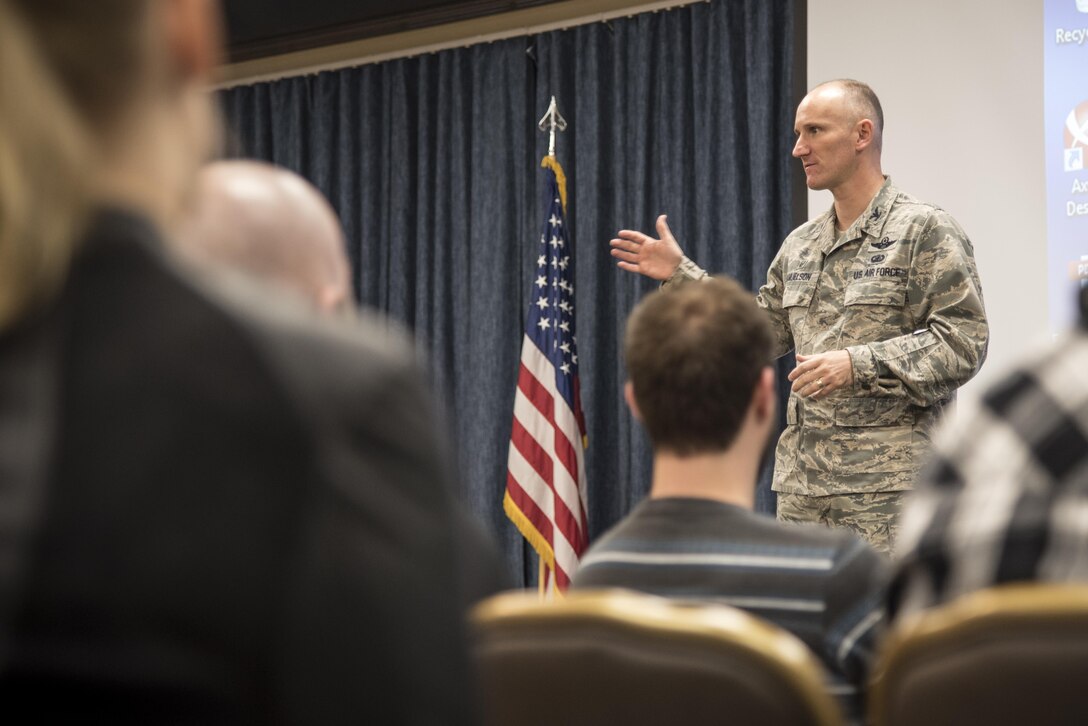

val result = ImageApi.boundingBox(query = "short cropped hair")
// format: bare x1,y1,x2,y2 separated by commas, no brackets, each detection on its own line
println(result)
624,277,773,456
818,78,884,151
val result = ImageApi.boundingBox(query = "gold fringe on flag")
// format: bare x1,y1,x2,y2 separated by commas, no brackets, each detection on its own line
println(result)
540,156,568,214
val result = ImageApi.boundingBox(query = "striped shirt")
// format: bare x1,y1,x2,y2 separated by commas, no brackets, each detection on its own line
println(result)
572,497,888,720
890,307,1088,620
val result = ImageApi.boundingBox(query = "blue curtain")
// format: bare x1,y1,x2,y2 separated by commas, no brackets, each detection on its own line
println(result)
220,0,797,586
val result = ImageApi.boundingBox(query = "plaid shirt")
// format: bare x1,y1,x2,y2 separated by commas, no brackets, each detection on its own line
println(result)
889,289,1088,619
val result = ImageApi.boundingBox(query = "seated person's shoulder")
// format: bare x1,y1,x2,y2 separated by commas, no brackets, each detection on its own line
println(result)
188,262,426,415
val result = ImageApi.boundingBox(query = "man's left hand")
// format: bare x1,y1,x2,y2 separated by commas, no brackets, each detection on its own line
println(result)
788,351,854,399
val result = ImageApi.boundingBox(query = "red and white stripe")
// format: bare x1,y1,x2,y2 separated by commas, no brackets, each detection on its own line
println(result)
505,336,588,591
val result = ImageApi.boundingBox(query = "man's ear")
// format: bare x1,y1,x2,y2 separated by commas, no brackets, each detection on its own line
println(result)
162,0,222,82
318,284,349,317
855,118,875,152
753,366,776,423
623,381,643,423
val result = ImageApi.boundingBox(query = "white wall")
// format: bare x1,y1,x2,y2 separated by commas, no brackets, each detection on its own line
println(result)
807,0,1047,398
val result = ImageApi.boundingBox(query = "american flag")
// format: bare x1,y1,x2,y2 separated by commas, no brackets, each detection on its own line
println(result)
504,156,589,594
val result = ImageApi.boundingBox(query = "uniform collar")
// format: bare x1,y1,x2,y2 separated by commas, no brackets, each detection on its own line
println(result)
816,176,898,254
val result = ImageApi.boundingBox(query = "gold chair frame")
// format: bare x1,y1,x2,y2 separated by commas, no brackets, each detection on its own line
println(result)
472,588,844,726
870,584,1088,726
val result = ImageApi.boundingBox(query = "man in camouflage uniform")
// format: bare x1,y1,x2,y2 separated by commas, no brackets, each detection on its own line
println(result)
608,79,988,553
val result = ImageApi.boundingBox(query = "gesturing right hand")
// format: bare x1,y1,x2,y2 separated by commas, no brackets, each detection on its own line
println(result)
609,214,684,281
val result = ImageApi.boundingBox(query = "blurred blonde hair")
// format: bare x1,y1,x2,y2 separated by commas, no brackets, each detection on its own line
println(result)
0,1,153,330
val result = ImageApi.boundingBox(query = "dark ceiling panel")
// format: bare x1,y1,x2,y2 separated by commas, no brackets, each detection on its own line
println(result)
223,0,564,62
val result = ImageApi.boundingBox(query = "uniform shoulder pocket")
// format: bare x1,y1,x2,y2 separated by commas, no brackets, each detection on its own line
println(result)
844,277,906,307
782,282,816,308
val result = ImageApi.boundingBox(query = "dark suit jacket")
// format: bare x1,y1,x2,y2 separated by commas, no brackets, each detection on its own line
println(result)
0,209,478,724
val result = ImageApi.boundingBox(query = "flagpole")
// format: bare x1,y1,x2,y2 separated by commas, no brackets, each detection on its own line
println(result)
537,95,567,597
506,94,587,599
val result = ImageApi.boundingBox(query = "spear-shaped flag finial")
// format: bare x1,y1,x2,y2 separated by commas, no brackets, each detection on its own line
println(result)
537,96,567,158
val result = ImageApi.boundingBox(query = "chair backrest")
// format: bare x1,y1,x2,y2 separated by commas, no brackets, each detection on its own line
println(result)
470,588,844,726
870,584,1088,726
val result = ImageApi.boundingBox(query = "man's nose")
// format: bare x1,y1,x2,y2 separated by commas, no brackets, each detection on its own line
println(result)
792,138,806,158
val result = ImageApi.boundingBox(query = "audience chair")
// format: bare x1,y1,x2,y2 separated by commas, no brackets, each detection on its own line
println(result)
470,588,844,726
870,584,1088,726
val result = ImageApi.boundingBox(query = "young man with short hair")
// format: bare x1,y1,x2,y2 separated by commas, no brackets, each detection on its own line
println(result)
573,278,887,720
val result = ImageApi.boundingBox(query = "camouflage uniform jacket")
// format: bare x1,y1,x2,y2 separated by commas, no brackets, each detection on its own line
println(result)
668,178,988,495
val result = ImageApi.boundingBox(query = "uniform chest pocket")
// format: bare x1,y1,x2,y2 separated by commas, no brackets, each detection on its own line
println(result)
844,278,907,307
782,282,816,308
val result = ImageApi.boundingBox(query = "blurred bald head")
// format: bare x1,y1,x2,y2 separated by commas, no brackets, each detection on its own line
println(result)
179,161,353,315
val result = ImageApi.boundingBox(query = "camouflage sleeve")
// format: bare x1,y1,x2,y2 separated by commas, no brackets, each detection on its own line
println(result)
754,247,794,359
661,254,709,288
847,213,988,406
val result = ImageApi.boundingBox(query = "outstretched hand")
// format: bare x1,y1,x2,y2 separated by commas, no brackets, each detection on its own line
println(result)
609,214,684,281
788,351,854,399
